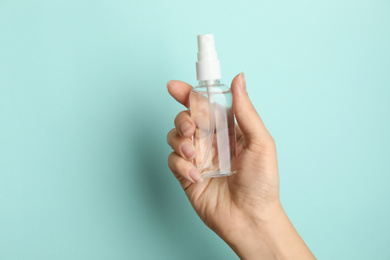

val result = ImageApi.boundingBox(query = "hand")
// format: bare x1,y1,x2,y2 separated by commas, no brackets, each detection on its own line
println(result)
167,73,315,259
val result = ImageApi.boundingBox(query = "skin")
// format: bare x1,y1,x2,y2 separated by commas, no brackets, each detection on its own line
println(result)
167,73,316,260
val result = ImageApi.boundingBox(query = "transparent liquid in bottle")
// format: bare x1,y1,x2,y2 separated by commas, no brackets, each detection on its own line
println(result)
190,81,237,178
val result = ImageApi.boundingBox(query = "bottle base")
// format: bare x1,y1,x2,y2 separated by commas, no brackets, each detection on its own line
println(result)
202,170,237,179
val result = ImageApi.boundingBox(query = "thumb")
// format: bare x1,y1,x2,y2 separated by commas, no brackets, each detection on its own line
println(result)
231,73,272,147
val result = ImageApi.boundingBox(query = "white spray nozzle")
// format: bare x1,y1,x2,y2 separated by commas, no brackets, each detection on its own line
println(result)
196,34,221,81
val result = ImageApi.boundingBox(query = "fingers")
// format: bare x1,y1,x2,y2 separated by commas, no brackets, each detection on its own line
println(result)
231,73,274,149
169,110,196,160
166,82,204,186
167,128,204,185
167,80,193,108
168,152,203,184
167,128,196,160
174,110,195,138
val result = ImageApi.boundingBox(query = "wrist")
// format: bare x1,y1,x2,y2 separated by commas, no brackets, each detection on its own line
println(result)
226,201,315,260
227,201,284,259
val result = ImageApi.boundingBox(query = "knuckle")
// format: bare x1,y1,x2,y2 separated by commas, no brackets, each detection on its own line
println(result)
174,110,189,124
248,135,276,154
174,111,192,130
168,152,189,180
166,129,176,146
167,153,181,179
167,152,176,171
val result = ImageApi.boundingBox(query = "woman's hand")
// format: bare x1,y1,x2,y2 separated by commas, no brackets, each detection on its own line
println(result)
167,73,315,259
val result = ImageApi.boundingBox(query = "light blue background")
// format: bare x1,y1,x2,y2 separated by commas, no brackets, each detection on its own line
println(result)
1,0,389,259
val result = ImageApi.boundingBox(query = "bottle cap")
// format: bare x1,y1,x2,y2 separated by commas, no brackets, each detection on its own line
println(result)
196,34,221,81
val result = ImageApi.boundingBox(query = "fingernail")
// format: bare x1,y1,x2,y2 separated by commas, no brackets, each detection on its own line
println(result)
180,121,193,136
239,72,246,92
189,168,203,183
181,143,196,160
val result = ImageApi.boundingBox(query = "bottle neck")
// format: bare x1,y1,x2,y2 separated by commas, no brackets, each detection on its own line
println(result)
199,79,221,86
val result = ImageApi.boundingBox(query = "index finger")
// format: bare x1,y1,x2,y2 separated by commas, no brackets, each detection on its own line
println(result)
167,80,193,108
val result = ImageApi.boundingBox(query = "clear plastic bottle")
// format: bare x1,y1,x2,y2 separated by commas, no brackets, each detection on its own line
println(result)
190,34,237,178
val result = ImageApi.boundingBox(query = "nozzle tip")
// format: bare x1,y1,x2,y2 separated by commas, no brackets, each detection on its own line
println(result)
197,34,215,52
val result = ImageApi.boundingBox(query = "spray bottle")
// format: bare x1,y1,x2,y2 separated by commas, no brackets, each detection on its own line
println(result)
190,34,237,178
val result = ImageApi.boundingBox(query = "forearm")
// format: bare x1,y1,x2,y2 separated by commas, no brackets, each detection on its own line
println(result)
227,202,315,260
